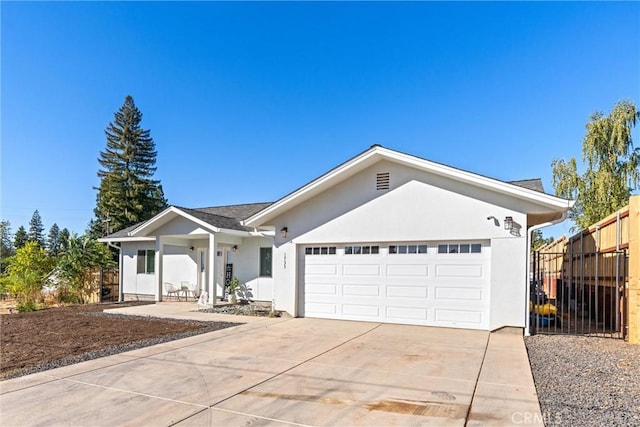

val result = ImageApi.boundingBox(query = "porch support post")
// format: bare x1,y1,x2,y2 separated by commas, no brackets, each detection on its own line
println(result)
209,233,217,305
155,236,164,302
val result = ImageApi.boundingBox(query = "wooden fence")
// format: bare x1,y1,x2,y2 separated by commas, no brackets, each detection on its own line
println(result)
84,267,119,303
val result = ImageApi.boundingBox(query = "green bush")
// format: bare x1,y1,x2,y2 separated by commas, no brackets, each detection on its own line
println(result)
15,300,37,312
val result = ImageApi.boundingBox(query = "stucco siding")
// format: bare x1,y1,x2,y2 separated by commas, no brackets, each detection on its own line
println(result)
274,243,298,315
162,245,198,287
121,242,156,297
231,237,274,301
152,216,211,236
272,161,531,246
489,237,527,329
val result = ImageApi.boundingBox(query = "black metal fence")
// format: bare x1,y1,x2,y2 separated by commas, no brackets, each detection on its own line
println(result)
530,250,627,338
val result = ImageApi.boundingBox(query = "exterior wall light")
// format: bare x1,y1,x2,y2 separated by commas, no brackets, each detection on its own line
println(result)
189,246,194,253
232,245,238,252
504,216,514,231
280,227,288,238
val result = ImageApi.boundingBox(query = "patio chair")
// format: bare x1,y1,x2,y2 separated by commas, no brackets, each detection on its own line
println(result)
180,281,198,300
163,282,180,301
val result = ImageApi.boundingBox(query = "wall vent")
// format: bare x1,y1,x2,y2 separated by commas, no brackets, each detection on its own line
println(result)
376,172,390,190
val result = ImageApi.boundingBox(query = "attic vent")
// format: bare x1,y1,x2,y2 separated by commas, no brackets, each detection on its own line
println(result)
376,172,390,190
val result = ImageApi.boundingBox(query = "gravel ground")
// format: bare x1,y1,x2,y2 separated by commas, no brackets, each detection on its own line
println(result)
198,303,281,316
3,314,241,380
525,335,640,426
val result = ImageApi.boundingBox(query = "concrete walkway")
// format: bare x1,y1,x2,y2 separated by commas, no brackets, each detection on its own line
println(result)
0,303,543,426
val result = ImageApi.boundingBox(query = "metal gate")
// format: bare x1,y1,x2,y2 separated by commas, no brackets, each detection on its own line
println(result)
530,250,627,338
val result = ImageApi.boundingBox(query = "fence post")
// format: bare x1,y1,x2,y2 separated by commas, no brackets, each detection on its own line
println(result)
628,196,640,344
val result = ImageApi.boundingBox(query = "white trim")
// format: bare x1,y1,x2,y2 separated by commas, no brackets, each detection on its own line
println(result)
129,206,221,237
244,145,574,227
98,237,155,243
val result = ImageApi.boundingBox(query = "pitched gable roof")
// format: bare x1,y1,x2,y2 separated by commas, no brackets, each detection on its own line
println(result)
244,145,573,227
100,202,273,240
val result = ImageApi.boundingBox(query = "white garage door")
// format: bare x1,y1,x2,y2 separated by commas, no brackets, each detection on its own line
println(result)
301,242,490,330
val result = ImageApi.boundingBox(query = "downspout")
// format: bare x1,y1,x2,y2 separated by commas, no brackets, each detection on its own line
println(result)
525,212,568,336
106,242,123,302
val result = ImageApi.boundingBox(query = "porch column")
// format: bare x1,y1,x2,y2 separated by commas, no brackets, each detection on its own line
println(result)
209,233,217,305
155,236,164,302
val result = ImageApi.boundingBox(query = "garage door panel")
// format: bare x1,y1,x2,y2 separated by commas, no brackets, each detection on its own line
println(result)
306,302,337,314
306,264,338,275
435,309,483,325
386,285,429,298
386,306,428,320
386,264,429,277
435,287,483,301
342,304,379,317
306,283,337,295
342,264,380,276
436,264,484,277
343,284,380,297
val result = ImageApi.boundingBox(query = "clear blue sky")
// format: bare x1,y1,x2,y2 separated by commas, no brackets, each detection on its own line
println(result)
2,1,639,238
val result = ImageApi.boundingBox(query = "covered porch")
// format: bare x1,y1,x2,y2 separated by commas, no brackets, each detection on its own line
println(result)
100,205,275,305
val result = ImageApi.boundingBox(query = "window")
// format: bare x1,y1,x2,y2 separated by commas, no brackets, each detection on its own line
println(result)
137,250,155,274
389,243,428,255
438,243,483,254
306,246,337,255
345,245,379,255
259,248,272,277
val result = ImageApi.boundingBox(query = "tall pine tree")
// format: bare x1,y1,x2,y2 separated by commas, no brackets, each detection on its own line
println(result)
59,228,71,253
47,223,61,257
0,220,14,273
94,95,167,236
28,210,45,247
14,226,28,249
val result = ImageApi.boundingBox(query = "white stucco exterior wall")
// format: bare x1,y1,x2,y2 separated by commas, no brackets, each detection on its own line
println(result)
230,236,274,301
162,245,197,286
490,236,528,329
121,241,156,298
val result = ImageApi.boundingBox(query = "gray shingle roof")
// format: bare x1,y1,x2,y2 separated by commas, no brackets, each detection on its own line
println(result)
102,202,273,239
182,202,273,231
102,223,140,239
191,202,273,221
508,179,545,193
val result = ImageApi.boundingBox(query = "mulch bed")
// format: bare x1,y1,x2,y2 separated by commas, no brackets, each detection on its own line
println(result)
0,302,241,380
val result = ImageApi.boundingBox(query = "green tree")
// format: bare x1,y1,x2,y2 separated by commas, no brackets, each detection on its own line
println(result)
14,226,28,249
59,227,71,253
28,210,45,247
93,95,167,235
553,100,640,230
1,241,54,311
47,223,61,257
531,230,554,252
0,220,14,273
57,234,115,304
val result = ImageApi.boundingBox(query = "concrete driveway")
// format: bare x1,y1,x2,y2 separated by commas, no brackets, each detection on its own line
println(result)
0,307,542,426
